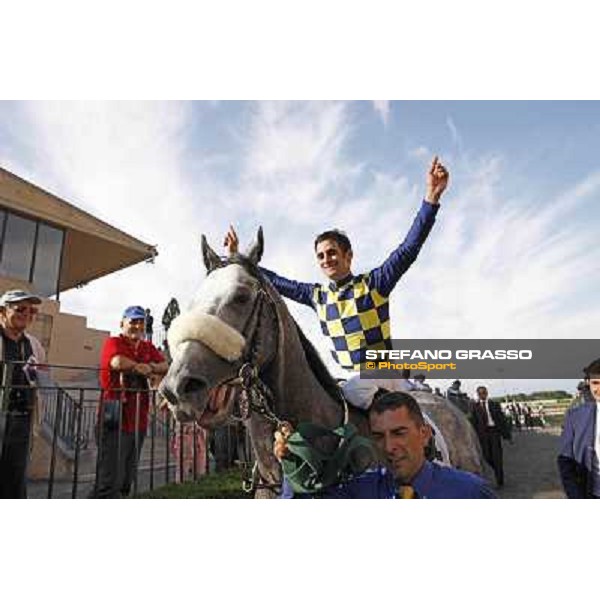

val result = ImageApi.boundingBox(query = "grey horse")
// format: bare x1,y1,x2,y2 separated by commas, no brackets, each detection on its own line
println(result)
159,229,487,497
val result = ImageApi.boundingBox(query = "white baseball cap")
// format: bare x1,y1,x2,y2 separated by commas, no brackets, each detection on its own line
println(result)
0,289,43,307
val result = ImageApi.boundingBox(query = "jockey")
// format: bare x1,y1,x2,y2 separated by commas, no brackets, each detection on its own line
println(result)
225,156,449,411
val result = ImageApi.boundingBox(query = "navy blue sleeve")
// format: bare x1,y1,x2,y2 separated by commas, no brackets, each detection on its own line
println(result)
259,267,316,308
557,456,586,499
369,200,440,297
474,479,498,499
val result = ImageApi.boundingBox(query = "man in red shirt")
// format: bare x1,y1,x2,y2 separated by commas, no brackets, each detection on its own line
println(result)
93,305,168,498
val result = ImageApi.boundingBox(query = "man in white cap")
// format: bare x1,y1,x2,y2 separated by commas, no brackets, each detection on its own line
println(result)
0,289,46,498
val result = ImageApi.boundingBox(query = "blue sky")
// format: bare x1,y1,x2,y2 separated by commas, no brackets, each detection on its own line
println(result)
1,100,599,396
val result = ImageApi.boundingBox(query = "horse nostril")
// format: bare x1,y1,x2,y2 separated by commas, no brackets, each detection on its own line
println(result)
183,377,206,395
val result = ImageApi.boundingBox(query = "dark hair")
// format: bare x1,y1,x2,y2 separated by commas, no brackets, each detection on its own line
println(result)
314,229,352,254
369,388,425,426
584,358,600,379
476,385,487,394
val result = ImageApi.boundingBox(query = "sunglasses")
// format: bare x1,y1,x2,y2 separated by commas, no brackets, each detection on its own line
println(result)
8,305,39,315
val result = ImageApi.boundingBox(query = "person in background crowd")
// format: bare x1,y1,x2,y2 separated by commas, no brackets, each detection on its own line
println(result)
447,379,470,414
470,385,512,488
413,373,432,392
537,404,546,428
513,402,523,431
0,290,46,498
171,422,207,482
92,305,168,498
558,358,600,499
398,369,417,392
576,380,592,404
144,308,154,342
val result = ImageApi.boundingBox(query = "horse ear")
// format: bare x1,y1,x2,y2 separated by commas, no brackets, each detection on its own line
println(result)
201,235,222,272
247,226,264,265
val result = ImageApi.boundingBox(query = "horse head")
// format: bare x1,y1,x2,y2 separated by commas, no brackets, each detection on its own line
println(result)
159,227,278,429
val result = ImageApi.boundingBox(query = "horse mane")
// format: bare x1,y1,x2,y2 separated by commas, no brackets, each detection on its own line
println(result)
293,320,347,406
274,288,368,417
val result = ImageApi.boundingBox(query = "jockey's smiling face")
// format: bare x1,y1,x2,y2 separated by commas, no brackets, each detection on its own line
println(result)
315,239,353,282
369,406,432,484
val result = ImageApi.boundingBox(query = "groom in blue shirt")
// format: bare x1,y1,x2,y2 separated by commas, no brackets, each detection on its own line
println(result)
280,390,496,499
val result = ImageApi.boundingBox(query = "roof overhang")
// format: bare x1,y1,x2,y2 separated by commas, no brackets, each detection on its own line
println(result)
0,167,157,293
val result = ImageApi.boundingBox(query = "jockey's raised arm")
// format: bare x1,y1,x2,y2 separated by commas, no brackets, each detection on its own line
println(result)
222,156,450,377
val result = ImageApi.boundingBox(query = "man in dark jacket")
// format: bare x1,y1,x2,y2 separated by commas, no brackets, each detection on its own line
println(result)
470,385,512,488
558,358,600,499
0,289,45,498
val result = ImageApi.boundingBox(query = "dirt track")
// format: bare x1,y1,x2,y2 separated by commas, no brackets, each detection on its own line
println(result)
496,426,565,499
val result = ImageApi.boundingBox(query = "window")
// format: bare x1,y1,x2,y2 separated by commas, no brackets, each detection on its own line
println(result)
0,212,36,281
0,207,65,297
32,223,64,297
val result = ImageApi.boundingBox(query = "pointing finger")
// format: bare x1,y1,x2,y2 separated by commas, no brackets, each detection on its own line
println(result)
429,155,439,175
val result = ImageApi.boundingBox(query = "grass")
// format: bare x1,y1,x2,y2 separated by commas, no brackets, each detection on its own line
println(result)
137,468,252,499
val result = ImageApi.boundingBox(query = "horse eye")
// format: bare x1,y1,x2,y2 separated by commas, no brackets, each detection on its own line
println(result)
233,291,251,304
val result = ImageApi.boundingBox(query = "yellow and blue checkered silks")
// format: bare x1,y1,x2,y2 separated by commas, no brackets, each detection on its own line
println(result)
313,275,392,370
259,201,440,371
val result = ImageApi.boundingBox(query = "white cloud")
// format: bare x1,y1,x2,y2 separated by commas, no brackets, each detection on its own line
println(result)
409,145,430,159
2,101,599,396
237,101,359,224
395,157,600,341
4,101,218,334
372,100,390,126
446,115,462,151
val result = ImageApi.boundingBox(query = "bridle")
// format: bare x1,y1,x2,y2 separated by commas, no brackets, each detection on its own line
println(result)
202,260,287,494
169,258,349,495
202,262,283,427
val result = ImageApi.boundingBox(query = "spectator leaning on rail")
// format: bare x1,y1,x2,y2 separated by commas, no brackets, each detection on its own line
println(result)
225,156,449,410
558,358,600,499
92,305,168,499
0,289,46,499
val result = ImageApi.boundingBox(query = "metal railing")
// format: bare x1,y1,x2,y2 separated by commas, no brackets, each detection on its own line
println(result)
1,360,251,499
